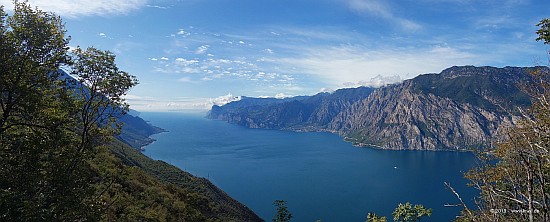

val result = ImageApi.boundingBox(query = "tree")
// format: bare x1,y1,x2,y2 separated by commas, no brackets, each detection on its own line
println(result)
67,46,137,166
391,202,432,222
0,2,137,221
0,2,81,220
366,212,388,222
456,18,550,222
365,202,431,222
273,200,293,222
536,18,550,45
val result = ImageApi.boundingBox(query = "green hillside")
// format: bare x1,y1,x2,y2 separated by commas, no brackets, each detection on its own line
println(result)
91,139,262,221
0,3,262,221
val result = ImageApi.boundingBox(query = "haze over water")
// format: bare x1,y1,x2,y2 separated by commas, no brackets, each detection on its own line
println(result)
142,112,478,221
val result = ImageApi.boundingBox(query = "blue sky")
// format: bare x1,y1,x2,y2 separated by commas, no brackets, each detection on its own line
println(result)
2,0,549,111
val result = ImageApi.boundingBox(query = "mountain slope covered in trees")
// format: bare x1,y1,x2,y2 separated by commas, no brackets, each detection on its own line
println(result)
95,138,263,221
0,3,262,221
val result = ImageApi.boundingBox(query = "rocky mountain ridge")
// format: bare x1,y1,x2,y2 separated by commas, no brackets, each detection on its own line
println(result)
208,66,547,150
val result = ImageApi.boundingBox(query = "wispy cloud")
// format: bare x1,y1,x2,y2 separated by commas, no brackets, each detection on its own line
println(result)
195,45,210,54
124,94,242,111
178,76,203,84
347,0,391,17
0,0,147,17
146,4,169,10
274,44,478,87
344,0,422,31
150,21,544,95
150,40,300,86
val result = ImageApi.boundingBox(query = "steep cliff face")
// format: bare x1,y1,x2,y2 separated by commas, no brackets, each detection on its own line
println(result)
328,66,537,150
208,66,547,150
207,87,375,131
329,80,516,150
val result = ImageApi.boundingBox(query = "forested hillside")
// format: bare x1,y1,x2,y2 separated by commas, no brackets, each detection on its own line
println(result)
0,3,261,221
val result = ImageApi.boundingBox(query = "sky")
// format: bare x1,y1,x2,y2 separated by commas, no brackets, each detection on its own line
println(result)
1,0,550,112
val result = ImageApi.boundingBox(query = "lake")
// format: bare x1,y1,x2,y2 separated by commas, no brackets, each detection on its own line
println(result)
140,112,478,222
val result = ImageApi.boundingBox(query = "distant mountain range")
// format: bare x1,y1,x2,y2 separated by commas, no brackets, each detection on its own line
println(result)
208,66,548,150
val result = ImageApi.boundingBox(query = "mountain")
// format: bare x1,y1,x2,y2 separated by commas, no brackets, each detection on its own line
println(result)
103,139,263,221
97,114,263,221
208,87,375,131
117,112,166,149
208,66,547,150
58,69,263,221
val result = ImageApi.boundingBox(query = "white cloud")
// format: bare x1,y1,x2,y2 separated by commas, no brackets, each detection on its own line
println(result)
175,58,199,66
209,94,241,106
258,93,293,99
160,57,169,60
98,32,107,38
275,44,479,87
123,94,153,101
0,0,148,18
125,96,219,112
344,0,421,31
146,4,169,9
275,93,291,99
319,88,334,93
178,77,194,83
177,28,190,36
196,45,210,54
343,75,402,88
347,0,391,17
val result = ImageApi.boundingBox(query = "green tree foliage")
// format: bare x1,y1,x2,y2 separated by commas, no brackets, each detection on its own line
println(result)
391,202,432,222
366,212,388,222
89,143,208,222
0,2,87,220
457,18,550,222
0,1,136,221
0,1,69,135
0,2,260,222
537,18,550,45
366,203,431,222
273,200,293,222
68,46,137,156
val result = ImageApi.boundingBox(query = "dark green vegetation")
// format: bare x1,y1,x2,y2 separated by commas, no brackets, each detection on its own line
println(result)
272,200,292,222
209,66,545,150
0,2,261,221
117,112,166,149
103,139,262,221
412,66,535,114
366,202,432,222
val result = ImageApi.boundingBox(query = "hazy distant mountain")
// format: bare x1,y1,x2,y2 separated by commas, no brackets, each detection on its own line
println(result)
58,69,163,149
116,112,166,149
208,66,548,150
208,87,375,131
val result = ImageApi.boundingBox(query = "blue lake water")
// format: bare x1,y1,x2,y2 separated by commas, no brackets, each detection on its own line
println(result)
140,112,478,222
